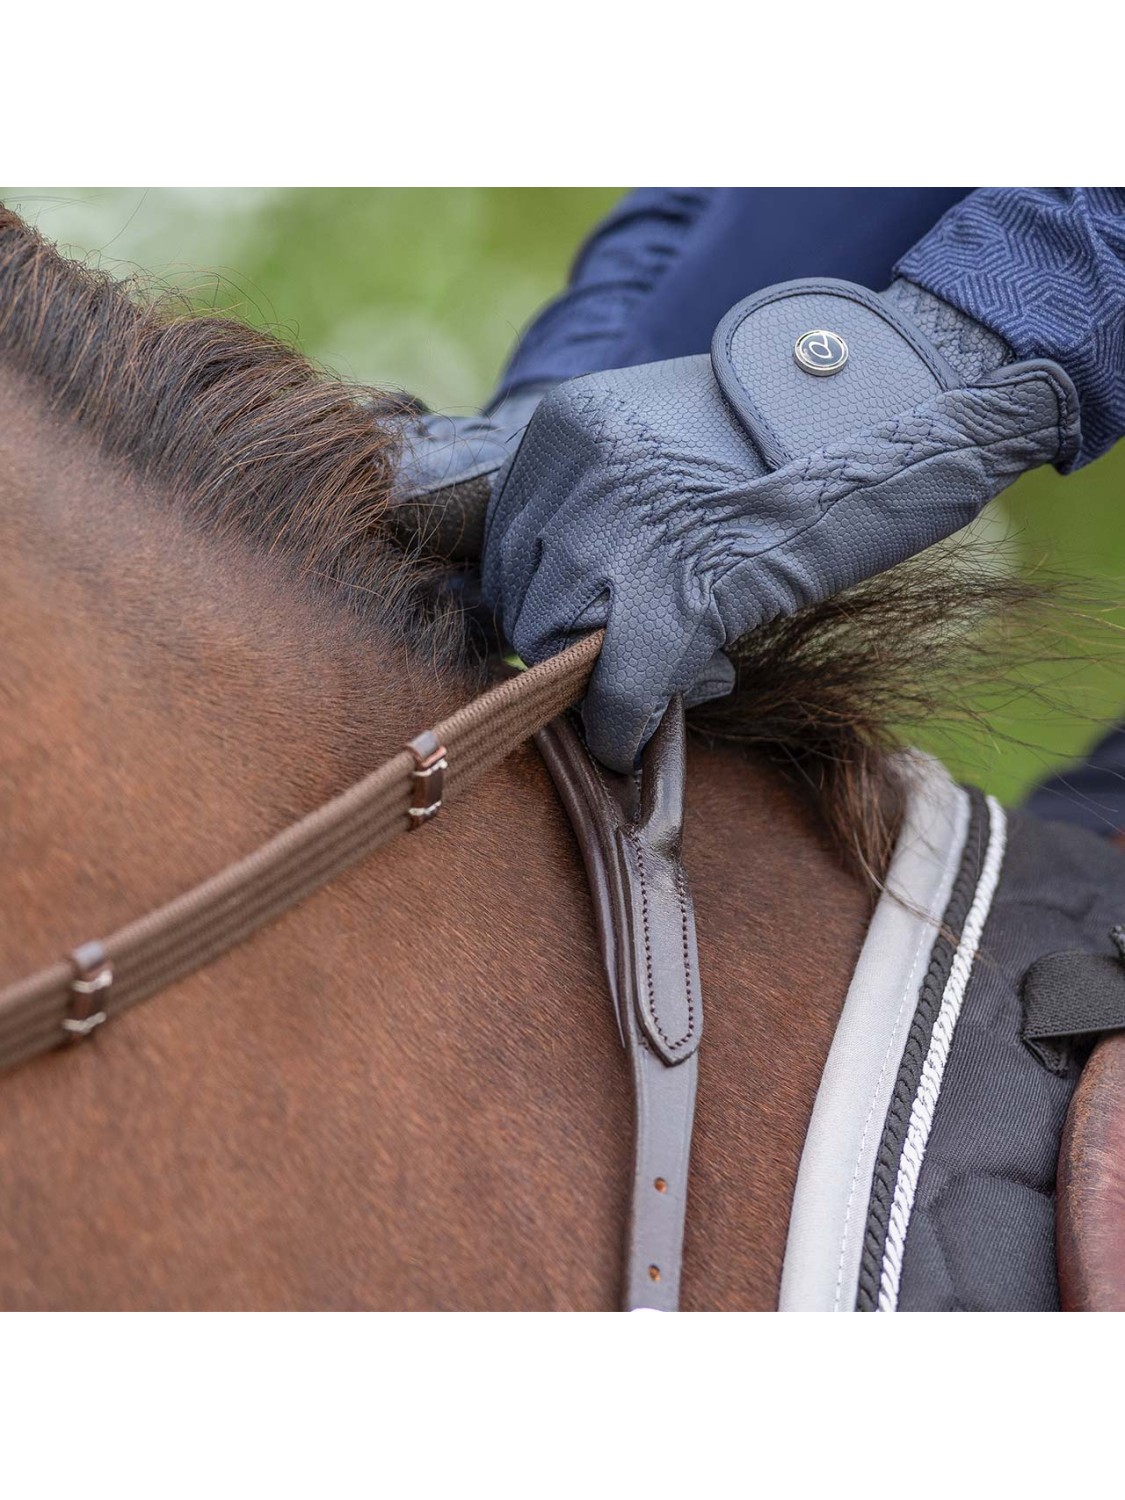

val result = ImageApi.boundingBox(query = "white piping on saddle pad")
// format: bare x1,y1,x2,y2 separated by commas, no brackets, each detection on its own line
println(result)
875,794,1006,1311
777,752,970,1312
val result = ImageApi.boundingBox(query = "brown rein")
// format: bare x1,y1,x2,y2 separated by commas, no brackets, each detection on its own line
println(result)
0,631,604,1075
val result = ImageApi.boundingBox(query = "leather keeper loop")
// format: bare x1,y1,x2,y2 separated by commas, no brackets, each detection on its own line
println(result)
63,940,112,1039
406,730,448,829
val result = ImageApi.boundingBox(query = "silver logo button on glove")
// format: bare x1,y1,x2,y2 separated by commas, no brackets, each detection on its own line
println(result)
794,329,849,376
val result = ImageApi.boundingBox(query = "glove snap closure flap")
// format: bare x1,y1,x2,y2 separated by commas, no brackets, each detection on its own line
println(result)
711,277,960,470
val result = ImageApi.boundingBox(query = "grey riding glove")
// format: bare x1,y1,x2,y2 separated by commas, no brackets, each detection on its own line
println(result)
482,277,1081,771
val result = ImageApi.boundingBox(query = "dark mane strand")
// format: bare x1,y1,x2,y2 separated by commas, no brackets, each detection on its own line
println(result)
689,551,1070,882
0,205,469,670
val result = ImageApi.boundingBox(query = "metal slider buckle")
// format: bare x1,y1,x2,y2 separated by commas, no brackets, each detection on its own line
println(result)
63,940,112,1039
406,730,448,830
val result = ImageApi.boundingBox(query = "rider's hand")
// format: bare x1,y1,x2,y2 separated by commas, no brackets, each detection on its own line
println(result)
482,277,1080,772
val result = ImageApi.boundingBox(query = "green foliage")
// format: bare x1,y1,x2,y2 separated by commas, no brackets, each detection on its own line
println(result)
921,457,1125,803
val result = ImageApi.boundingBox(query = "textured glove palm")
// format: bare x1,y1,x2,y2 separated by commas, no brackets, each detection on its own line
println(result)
482,278,1080,771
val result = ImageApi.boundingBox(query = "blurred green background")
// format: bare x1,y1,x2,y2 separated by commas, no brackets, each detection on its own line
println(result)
5,187,1123,805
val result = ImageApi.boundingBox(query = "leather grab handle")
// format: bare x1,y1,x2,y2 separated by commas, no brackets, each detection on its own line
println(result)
535,700,702,1311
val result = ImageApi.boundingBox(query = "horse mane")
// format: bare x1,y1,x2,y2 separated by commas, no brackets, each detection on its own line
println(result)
0,204,1050,882
688,561,1047,881
0,204,462,666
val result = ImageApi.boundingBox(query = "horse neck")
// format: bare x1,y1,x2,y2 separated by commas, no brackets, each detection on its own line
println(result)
0,376,635,1308
0,375,458,963
0,376,873,1310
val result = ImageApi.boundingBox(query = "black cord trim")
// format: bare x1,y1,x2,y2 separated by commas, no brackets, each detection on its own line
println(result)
854,788,991,1311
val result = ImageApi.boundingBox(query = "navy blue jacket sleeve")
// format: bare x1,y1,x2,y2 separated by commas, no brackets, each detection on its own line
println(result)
494,188,968,401
895,189,1125,469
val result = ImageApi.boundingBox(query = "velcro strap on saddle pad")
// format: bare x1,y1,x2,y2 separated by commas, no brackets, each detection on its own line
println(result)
1023,939,1125,1073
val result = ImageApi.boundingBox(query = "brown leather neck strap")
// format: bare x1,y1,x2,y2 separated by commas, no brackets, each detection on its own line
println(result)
0,631,603,1074
535,700,703,1312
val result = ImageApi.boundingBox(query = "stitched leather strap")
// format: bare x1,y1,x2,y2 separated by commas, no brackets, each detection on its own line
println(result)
0,631,604,1073
535,700,702,1311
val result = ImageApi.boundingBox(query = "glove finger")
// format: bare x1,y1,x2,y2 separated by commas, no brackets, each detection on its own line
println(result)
507,536,612,663
483,377,621,616
480,456,538,624
581,588,727,772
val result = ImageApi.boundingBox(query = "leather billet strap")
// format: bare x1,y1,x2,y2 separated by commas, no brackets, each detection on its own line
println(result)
0,631,604,1074
535,700,703,1311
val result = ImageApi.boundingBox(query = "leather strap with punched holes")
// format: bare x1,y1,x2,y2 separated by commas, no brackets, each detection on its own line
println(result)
536,699,703,1311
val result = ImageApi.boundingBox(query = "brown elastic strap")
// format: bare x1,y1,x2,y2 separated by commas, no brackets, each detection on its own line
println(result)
0,631,603,1074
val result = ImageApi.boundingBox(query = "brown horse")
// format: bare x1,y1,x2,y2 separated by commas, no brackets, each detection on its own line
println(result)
0,207,1038,1310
